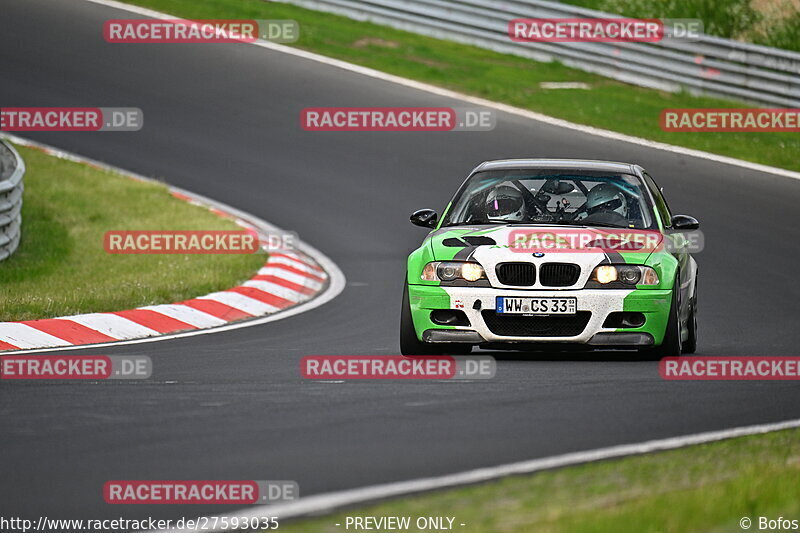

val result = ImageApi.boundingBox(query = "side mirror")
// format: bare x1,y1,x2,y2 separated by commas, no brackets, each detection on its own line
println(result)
670,214,699,230
410,209,438,229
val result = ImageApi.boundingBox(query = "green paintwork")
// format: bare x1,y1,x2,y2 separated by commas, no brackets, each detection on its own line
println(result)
406,224,681,346
406,237,438,286
618,249,679,345
620,289,672,345
407,284,454,340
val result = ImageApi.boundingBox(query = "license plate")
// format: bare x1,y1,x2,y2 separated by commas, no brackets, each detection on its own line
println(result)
496,296,577,315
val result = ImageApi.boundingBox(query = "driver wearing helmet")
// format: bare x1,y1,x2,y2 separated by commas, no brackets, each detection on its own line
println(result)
582,183,629,226
485,185,525,222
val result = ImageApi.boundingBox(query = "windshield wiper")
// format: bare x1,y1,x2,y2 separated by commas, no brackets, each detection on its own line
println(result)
556,221,631,229
443,220,507,227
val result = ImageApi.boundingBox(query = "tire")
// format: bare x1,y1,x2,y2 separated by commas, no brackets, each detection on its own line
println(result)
682,283,698,354
400,282,472,356
652,278,682,358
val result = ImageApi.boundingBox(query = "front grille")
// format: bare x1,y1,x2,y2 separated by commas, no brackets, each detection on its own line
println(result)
496,263,536,286
481,311,591,337
539,263,581,287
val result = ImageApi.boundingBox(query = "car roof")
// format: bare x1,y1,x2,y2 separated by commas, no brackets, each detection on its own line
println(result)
474,159,638,174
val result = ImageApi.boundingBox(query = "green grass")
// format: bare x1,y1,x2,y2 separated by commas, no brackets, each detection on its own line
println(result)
115,0,799,172
278,427,800,533
561,0,607,10
563,0,800,51
0,143,265,321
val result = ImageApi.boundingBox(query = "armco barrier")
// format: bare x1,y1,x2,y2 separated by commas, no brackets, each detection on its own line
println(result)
0,139,24,261
281,0,800,107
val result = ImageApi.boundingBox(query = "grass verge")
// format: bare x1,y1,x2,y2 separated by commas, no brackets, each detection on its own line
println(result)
117,0,800,172
277,427,800,533
0,142,265,322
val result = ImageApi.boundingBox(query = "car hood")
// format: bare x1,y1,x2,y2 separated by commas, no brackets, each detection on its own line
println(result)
429,225,663,268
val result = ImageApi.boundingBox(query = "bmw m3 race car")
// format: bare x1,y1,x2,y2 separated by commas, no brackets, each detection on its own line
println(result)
401,159,699,357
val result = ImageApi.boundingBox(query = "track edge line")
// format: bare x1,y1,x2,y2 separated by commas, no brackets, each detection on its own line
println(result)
80,0,800,182
148,417,800,531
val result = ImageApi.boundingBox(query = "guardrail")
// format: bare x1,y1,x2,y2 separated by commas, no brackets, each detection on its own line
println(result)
282,0,800,107
0,139,25,261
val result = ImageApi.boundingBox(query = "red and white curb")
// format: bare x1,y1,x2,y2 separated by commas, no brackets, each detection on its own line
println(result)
0,134,345,353
0,251,327,351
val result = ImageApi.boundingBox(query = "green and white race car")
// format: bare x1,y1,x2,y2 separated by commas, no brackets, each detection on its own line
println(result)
401,159,699,357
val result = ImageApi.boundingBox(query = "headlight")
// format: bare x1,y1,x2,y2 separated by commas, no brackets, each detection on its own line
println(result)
460,263,485,282
594,265,618,284
588,265,659,287
421,261,486,282
438,263,460,281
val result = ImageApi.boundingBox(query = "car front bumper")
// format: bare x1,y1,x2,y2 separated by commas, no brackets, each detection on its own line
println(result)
408,284,672,346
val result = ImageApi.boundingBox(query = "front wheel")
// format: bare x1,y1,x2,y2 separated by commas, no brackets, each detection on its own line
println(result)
682,285,698,354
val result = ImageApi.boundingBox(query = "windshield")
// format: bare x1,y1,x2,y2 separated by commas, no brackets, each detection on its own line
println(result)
441,169,657,229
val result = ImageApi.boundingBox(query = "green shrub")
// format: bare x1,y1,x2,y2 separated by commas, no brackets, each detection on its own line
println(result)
599,0,761,39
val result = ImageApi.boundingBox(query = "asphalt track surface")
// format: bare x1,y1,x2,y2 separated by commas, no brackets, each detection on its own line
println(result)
1,0,800,522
